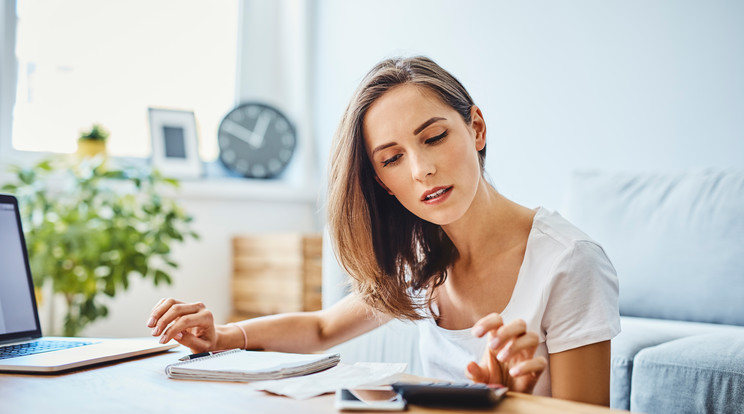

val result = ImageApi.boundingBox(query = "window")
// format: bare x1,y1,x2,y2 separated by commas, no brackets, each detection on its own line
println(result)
9,0,238,160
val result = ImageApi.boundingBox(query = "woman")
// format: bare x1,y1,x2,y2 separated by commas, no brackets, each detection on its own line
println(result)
147,56,619,405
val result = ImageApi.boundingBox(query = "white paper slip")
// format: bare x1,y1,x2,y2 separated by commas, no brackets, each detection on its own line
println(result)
250,362,407,400
165,349,340,382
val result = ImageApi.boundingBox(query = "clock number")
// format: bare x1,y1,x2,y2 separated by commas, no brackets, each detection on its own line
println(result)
268,158,282,174
223,149,236,163
252,164,267,178
279,149,292,162
230,110,244,122
281,133,295,147
274,118,288,133
246,106,260,118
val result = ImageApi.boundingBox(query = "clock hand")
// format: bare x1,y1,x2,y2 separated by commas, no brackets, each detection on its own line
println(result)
222,119,256,146
250,110,274,148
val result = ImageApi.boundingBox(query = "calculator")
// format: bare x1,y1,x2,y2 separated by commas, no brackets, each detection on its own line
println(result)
391,382,508,408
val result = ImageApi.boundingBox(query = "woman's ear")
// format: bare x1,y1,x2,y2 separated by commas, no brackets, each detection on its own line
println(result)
375,175,394,196
470,105,487,151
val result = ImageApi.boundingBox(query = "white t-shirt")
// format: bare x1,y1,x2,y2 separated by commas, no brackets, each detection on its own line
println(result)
416,207,621,396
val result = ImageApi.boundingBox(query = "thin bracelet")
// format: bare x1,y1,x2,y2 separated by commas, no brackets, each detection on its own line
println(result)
228,322,248,349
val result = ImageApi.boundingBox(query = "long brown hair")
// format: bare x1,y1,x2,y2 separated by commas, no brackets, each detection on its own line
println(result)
327,56,486,320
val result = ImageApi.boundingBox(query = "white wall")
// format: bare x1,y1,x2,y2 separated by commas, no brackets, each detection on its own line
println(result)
312,0,744,212
44,0,744,338
80,192,319,337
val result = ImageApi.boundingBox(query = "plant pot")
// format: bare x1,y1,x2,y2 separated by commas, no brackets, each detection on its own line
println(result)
76,139,107,158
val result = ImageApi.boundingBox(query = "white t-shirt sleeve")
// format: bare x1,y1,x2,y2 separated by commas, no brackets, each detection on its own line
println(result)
541,240,621,353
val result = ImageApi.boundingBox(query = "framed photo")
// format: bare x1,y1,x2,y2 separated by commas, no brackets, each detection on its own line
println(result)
148,108,202,179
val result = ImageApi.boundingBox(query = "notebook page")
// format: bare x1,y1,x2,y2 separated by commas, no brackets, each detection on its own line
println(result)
165,349,341,381
177,351,336,373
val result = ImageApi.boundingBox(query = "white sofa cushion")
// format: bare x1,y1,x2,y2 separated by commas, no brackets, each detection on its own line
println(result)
563,169,744,325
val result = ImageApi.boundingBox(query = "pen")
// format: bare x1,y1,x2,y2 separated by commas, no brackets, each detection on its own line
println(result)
179,351,221,361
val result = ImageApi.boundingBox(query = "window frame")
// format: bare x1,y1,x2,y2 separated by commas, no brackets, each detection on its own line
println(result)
0,0,25,167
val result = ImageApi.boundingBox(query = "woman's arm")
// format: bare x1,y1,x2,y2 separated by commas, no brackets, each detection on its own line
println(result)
221,294,390,352
549,340,611,406
148,294,390,353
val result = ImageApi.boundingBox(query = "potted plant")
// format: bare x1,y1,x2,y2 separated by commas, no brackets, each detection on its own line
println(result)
77,124,110,158
2,157,199,336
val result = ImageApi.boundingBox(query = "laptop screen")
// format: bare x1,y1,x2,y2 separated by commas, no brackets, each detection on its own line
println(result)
0,195,41,339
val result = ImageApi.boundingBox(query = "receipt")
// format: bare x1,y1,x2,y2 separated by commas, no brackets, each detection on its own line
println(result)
249,362,407,400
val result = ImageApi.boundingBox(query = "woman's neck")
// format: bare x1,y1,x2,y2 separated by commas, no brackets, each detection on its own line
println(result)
441,177,536,275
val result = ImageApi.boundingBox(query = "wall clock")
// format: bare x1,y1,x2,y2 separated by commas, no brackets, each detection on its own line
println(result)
217,102,297,178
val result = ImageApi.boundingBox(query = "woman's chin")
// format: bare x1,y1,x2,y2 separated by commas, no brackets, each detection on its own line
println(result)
420,210,464,227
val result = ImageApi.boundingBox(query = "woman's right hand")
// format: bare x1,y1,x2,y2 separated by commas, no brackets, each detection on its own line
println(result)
146,298,218,353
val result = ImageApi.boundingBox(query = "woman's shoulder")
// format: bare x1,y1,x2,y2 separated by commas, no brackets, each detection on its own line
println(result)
527,207,613,273
531,207,596,246
529,208,606,254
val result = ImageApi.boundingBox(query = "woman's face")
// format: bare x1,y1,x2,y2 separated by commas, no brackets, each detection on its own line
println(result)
363,84,486,226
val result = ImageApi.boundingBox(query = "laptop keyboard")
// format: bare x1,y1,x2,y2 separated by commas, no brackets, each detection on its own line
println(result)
0,340,96,360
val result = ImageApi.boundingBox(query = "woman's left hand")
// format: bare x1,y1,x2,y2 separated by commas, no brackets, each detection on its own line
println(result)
466,313,547,394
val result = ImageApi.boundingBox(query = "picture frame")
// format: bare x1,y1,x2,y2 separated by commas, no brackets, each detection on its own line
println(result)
148,108,203,179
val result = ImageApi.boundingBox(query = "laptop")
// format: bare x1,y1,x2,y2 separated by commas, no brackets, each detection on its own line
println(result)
0,193,178,373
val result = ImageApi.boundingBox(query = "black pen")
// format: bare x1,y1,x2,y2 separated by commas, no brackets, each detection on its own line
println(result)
179,351,221,361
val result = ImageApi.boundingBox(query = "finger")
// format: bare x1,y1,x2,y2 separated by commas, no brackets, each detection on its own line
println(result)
152,302,203,337
496,332,539,363
160,313,198,344
174,331,212,353
471,313,503,337
160,304,212,344
151,297,167,311
148,297,182,329
146,298,168,327
488,319,527,352
469,352,505,386
465,361,488,383
509,356,547,378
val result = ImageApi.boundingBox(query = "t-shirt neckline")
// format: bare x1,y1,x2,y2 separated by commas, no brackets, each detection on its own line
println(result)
428,206,545,334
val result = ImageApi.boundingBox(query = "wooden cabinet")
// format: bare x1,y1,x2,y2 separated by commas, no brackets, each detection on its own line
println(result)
231,233,322,320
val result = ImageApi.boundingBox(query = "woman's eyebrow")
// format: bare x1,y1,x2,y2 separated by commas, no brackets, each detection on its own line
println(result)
371,142,396,157
413,117,446,135
371,117,447,156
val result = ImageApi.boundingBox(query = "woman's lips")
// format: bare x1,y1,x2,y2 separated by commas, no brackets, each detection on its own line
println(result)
421,186,453,204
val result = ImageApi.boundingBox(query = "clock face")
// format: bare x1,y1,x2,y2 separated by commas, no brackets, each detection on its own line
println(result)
217,103,297,178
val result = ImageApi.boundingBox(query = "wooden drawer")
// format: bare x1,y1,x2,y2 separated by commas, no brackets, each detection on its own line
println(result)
231,233,322,319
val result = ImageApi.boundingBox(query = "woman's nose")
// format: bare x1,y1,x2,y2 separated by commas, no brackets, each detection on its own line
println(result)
410,152,436,181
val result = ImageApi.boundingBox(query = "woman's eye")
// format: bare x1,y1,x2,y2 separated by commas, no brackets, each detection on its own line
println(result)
425,131,448,145
382,154,402,167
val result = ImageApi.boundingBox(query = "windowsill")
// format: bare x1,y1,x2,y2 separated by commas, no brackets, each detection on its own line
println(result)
172,177,319,202
156,159,320,202
0,152,320,203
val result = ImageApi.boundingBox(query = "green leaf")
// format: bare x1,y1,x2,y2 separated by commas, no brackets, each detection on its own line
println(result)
102,170,126,179
6,156,198,336
153,269,172,286
36,159,54,171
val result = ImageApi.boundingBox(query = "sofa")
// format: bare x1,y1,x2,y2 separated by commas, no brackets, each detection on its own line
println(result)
326,169,744,413
563,169,744,413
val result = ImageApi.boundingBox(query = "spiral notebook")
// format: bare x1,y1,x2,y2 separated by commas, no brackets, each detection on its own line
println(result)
165,349,341,382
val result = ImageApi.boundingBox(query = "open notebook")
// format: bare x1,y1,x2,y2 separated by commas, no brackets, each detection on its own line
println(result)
165,349,341,381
